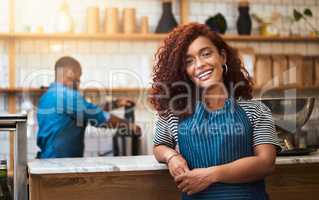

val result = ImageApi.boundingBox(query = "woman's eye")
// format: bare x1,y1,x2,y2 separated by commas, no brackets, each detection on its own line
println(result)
202,51,212,57
186,59,194,66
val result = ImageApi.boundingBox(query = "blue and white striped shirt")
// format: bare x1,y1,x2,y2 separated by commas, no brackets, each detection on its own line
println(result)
153,100,281,150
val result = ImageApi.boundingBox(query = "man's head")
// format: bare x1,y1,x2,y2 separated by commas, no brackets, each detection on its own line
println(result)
55,56,82,90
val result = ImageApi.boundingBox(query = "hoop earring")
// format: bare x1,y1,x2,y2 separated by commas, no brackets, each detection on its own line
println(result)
223,63,228,74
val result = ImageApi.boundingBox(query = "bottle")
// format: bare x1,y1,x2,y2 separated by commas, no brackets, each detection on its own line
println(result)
236,0,252,35
55,0,74,33
0,160,11,200
155,0,178,33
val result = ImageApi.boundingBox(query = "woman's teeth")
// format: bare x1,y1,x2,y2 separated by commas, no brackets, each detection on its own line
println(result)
197,70,213,80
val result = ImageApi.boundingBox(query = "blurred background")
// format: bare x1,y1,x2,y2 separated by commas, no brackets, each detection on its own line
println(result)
0,0,318,164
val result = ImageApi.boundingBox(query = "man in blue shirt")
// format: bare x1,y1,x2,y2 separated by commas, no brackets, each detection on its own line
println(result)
37,56,141,158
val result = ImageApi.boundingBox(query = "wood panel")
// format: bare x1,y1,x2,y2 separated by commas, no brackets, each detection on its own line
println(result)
8,27,16,175
29,164,319,200
303,56,315,87
7,94,16,176
180,0,189,25
254,55,273,88
29,171,180,200
266,164,319,200
272,55,288,87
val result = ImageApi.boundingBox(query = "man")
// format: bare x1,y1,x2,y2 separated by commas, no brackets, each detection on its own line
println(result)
36,56,141,158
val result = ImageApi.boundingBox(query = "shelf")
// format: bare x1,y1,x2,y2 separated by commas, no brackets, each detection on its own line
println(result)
222,35,319,42
0,32,167,41
1,86,318,95
253,85,319,97
0,87,149,94
253,85,319,91
0,32,318,42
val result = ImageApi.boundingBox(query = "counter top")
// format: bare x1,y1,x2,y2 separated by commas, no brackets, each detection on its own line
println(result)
28,155,167,174
28,150,319,175
275,150,319,165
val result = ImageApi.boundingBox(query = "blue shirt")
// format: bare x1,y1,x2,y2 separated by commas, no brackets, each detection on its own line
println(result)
36,82,110,158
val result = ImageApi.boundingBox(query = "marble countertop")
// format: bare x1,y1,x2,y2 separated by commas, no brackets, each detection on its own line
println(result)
28,155,167,174
275,150,319,165
28,150,319,175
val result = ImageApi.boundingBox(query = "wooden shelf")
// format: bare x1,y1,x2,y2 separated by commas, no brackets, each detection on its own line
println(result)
0,32,318,42
1,86,318,95
223,35,319,42
0,87,149,94
0,32,167,41
253,85,319,98
253,85,319,91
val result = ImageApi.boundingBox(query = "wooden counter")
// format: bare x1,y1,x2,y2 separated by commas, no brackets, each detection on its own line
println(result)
28,152,319,200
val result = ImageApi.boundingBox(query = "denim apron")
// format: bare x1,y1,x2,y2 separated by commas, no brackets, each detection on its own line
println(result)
178,99,268,200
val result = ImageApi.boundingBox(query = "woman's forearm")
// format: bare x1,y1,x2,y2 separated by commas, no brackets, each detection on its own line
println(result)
212,156,274,183
211,144,276,184
153,145,178,163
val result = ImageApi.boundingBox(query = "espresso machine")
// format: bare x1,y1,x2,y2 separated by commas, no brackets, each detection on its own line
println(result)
260,97,316,156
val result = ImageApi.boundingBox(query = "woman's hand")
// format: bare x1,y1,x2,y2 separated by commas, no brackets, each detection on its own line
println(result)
175,167,219,195
167,154,190,177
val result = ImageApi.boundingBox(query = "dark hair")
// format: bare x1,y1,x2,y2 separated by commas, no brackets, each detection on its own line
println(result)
149,23,253,118
54,56,81,79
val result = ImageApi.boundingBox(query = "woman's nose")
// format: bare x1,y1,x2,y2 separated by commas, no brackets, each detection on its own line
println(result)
195,57,205,69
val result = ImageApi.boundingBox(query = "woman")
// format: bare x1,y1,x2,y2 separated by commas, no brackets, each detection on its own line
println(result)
150,23,281,200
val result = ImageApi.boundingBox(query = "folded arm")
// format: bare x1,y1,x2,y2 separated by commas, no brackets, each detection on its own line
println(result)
175,144,277,195
212,144,276,183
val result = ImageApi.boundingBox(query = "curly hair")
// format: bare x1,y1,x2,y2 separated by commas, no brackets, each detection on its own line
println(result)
149,23,253,118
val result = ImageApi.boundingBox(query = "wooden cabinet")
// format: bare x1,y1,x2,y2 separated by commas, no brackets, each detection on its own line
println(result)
28,163,319,200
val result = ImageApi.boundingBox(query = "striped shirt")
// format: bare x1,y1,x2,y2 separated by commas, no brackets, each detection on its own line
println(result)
153,100,281,150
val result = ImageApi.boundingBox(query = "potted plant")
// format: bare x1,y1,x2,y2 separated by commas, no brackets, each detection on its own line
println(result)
292,8,318,36
205,13,227,34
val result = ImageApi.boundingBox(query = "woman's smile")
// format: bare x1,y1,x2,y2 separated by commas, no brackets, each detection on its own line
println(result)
196,68,214,81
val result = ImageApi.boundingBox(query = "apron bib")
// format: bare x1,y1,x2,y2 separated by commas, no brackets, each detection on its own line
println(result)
178,99,267,200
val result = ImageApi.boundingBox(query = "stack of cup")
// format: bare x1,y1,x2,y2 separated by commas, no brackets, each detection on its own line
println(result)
87,6,100,33
104,7,120,34
123,8,136,34
140,16,149,34
88,5,150,35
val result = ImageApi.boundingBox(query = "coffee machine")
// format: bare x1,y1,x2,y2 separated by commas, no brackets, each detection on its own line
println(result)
260,97,316,156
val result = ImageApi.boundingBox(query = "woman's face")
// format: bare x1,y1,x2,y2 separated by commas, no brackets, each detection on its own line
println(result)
185,36,226,88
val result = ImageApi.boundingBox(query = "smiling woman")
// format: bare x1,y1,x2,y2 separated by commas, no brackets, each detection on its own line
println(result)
149,23,281,200
185,36,225,88
149,23,253,117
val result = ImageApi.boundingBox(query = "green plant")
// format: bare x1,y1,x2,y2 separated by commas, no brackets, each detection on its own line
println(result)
205,13,227,34
293,8,318,36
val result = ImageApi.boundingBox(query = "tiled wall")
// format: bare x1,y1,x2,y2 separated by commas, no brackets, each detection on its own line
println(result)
189,0,319,55
0,132,10,162
11,0,319,37
0,0,319,160
0,0,9,32
190,0,319,36
15,0,180,33
0,41,9,88
15,40,157,88
0,39,9,162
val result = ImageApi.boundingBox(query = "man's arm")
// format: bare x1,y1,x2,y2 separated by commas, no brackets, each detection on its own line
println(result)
106,114,141,136
102,98,135,111
62,89,141,136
